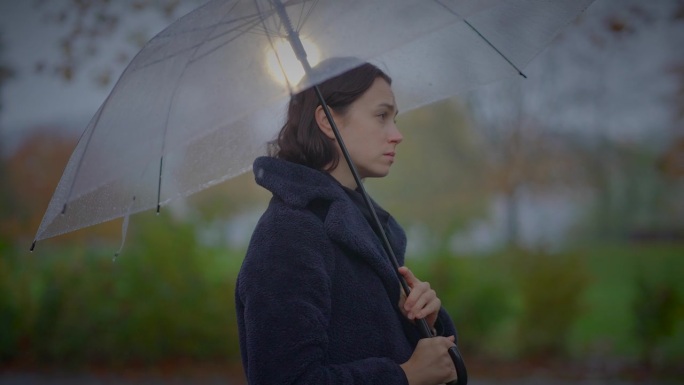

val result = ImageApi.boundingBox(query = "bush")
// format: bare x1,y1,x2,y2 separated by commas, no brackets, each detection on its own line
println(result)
1,212,243,366
417,253,515,357
632,268,684,367
511,250,590,358
0,250,19,361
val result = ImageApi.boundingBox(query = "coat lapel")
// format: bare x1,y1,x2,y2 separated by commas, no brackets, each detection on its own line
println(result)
324,198,406,304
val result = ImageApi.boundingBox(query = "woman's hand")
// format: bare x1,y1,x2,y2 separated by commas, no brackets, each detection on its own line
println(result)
400,336,458,385
398,266,441,330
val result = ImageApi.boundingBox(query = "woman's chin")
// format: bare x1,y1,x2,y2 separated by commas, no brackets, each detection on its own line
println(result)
363,169,391,179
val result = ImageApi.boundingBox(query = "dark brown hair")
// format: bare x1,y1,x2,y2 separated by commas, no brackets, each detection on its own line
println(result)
269,58,391,171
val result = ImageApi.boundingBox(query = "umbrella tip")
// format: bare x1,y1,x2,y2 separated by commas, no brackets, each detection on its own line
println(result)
30,240,36,252
61,203,68,215
519,70,527,79
156,204,160,214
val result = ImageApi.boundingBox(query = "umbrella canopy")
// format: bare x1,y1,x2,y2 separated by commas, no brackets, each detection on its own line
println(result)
33,0,594,245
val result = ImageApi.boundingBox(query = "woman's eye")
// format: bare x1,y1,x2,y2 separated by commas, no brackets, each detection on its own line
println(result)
378,113,387,119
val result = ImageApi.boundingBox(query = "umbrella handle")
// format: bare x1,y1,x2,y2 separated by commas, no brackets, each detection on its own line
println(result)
417,318,467,385
446,344,468,385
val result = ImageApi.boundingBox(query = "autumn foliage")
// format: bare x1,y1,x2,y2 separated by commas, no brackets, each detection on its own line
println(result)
0,129,121,247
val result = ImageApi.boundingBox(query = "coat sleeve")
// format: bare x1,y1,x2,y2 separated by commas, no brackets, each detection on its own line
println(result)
236,207,409,385
434,308,458,340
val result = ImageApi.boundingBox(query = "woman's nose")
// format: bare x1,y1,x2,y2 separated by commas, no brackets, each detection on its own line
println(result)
389,123,403,144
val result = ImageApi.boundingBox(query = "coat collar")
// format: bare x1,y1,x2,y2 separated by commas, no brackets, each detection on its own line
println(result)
253,156,406,301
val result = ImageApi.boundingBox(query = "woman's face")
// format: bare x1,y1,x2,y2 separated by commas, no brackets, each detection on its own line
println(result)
326,78,403,187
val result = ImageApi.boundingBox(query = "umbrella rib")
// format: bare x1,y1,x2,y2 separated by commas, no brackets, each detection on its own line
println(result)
259,0,319,91
134,8,276,71
296,0,318,32
198,10,279,38
434,0,527,78
156,3,247,213
135,0,247,70
31,103,108,250
182,14,278,66
463,19,527,78
61,107,104,215
186,16,270,65
259,0,297,92
130,0,319,72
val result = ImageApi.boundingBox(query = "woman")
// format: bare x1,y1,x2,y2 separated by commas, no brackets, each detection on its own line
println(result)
236,58,459,385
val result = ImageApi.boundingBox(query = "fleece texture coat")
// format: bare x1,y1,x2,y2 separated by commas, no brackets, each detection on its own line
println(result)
236,156,457,385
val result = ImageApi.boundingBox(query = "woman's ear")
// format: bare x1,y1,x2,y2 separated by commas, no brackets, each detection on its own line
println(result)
315,105,338,140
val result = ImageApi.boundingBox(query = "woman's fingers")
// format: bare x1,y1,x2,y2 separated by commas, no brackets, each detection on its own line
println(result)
400,336,458,385
406,283,436,319
398,266,441,324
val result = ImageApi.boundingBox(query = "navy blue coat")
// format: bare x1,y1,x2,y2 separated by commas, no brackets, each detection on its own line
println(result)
236,157,457,385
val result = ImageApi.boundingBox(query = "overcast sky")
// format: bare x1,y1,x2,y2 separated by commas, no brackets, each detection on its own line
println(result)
1,0,682,154
468,0,684,147
0,1,197,151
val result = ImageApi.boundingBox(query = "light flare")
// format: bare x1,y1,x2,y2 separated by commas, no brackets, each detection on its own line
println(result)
265,38,320,87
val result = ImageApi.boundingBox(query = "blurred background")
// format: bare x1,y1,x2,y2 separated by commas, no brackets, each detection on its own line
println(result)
1,0,683,384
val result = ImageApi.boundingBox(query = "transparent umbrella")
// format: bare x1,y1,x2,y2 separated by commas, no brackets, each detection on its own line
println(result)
32,1,594,383
33,0,594,247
